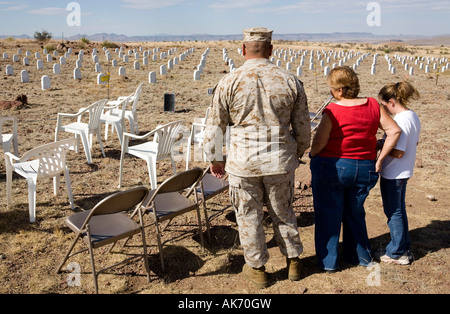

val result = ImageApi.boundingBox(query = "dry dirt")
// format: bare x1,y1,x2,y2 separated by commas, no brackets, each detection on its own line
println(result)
0,39,449,295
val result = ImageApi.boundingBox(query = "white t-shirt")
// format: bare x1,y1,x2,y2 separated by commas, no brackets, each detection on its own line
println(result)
381,110,421,180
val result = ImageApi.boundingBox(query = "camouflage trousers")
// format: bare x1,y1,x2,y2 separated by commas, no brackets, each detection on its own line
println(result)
229,172,303,268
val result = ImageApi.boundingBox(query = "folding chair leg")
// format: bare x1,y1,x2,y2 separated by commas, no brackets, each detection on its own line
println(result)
196,207,205,251
155,224,166,272
202,203,212,242
139,212,151,282
86,225,99,294
56,234,82,273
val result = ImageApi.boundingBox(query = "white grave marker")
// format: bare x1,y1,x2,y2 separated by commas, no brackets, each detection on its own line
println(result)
74,68,82,79
5,65,13,76
95,63,102,73
41,75,51,90
193,70,200,81
21,70,29,83
53,63,61,74
149,71,157,84
160,65,167,75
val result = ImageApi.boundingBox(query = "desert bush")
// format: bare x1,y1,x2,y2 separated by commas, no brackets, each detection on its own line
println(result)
34,29,53,42
44,44,56,52
102,40,120,49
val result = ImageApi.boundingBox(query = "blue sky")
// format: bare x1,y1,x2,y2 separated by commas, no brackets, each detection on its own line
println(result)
0,0,449,37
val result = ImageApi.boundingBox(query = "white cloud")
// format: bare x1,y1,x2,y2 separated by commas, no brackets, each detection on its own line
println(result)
121,0,185,10
209,0,271,10
28,7,68,16
1,4,28,11
209,0,450,14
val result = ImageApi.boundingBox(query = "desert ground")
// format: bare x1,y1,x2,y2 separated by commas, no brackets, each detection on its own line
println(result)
0,38,449,295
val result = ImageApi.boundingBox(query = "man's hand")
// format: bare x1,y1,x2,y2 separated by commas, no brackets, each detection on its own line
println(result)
210,162,226,178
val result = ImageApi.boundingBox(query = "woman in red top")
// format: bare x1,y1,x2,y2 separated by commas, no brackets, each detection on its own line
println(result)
309,66,401,272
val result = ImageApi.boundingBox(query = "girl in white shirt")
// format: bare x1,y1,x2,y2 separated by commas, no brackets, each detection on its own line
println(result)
377,81,421,265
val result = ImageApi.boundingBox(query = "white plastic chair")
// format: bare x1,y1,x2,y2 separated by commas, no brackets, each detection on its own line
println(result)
55,99,107,164
186,106,211,170
119,121,185,190
101,96,131,147
0,116,19,156
5,138,77,223
108,83,143,135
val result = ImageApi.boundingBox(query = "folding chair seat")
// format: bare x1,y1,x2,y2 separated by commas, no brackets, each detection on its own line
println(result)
56,186,150,294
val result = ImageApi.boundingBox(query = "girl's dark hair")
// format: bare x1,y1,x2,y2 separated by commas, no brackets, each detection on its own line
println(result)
379,81,420,106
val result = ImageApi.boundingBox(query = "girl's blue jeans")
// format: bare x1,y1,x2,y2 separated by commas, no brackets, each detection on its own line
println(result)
310,156,379,271
380,177,411,258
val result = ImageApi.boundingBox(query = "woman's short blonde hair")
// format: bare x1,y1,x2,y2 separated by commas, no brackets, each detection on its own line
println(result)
327,66,360,99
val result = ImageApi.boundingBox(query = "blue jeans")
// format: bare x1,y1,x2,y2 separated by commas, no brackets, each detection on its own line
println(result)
310,156,379,270
380,177,411,258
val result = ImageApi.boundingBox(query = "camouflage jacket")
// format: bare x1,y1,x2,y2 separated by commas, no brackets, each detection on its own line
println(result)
204,58,311,177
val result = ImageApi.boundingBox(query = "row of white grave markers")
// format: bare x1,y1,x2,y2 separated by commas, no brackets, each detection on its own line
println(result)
223,48,238,73
271,47,450,77
194,48,209,81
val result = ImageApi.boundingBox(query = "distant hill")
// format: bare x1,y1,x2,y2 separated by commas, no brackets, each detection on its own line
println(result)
1,32,449,45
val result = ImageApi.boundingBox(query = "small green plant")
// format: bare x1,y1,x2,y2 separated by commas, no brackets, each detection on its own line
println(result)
34,29,53,42
102,40,120,49
81,37,90,44
45,44,56,52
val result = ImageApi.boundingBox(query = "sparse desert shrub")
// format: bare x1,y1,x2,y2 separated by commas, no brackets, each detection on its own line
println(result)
102,40,120,49
44,44,56,52
34,29,53,42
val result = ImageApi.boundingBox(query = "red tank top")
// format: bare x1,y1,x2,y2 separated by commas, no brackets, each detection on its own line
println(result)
319,97,380,160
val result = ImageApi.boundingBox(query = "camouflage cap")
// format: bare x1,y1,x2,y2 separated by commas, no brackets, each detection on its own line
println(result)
243,27,273,43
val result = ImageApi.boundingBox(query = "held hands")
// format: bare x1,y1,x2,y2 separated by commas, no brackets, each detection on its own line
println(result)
375,159,383,173
210,162,226,179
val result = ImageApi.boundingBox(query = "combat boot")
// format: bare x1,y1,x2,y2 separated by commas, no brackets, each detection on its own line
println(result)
242,264,268,289
287,257,302,281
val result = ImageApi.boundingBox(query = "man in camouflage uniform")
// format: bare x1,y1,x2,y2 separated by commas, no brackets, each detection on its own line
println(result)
204,27,311,288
